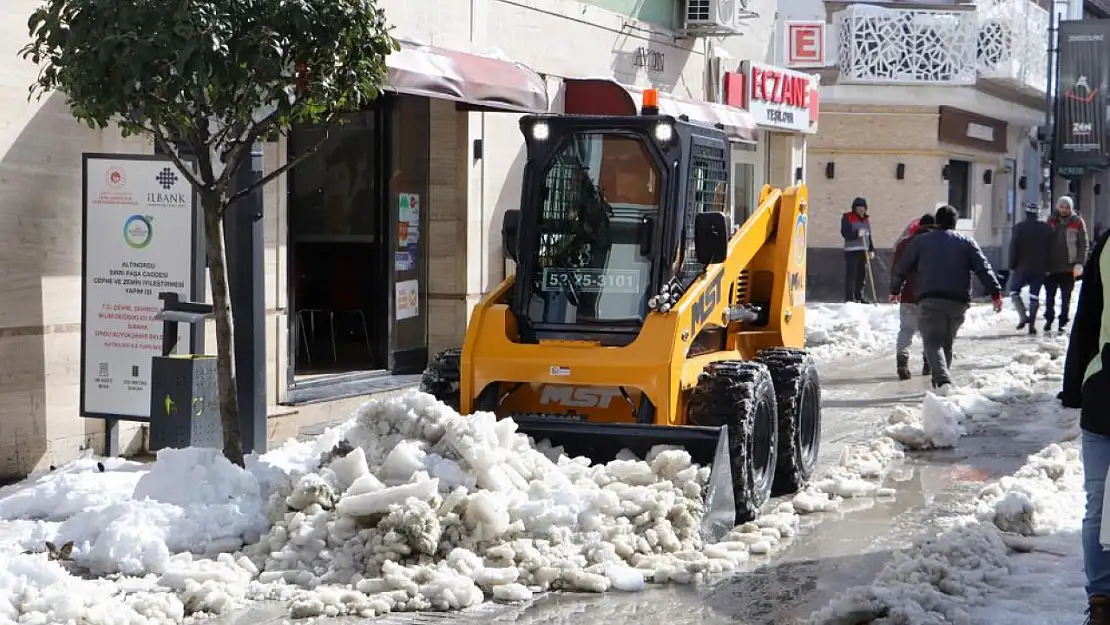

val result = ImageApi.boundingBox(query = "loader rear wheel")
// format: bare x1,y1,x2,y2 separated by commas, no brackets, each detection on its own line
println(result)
687,361,779,524
419,348,461,411
757,348,821,496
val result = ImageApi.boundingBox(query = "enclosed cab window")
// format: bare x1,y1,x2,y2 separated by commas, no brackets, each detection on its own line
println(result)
526,133,660,326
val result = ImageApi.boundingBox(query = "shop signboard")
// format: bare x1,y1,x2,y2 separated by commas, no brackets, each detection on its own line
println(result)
785,22,826,69
81,154,202,421
724,62,817,133
1055,20,1110,168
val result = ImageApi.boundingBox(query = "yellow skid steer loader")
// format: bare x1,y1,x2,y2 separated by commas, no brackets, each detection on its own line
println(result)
420,96,821,540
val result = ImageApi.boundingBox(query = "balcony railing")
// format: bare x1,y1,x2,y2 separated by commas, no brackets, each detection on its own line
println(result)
833,1,1048,93
836,4,979,85
976,0,1049,94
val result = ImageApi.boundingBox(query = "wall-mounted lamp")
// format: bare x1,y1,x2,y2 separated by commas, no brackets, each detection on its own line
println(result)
1097,184,1103,196
982,169,993,185
795,166,803,183
1018,175,1027,190
895,163,905,180
942,164,949,181
825,162,835,179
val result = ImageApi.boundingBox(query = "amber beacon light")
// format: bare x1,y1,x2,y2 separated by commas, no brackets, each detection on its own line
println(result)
641,88,660,116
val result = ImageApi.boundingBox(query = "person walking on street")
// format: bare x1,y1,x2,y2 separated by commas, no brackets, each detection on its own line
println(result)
888,205,1002,394
1045,195,1089,333
1058,227,1110,624
892,213,936,380
841,197,875,303
1008,203,1054,334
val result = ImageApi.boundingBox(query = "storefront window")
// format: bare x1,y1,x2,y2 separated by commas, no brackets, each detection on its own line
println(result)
731,143,760,226
286,96,431,383
288,110,384,378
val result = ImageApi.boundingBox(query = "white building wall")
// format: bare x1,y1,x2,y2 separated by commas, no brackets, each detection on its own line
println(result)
0,0,791,476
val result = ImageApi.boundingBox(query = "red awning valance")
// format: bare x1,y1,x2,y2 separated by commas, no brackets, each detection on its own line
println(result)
386,43,549,113
561,78,757,143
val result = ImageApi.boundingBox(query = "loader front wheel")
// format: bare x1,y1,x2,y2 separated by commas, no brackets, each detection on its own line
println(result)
687,361,779,524
757,348,822,496
419,348,461,411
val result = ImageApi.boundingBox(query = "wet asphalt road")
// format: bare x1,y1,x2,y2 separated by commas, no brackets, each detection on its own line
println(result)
222,329,1069,625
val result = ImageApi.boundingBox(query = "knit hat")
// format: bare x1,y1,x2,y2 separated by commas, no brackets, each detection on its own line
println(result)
851,197,868,210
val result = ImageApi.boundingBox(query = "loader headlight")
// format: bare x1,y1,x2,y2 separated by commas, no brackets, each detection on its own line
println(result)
653,121,674,143
531,121,550,141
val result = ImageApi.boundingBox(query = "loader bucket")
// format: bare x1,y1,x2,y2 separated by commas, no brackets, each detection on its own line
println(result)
510,417,737,542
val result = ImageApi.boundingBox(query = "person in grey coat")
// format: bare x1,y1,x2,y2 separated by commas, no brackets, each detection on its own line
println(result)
889,205,1003,393
1008,204,1054,334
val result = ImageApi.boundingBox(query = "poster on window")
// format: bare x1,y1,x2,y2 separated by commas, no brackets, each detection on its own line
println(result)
396,279,419,320
81,154,201,420
1055,20,1110,168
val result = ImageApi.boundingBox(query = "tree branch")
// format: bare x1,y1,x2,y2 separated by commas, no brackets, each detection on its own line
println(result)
224,133,328,209
214,108,280,193
148,128,208,191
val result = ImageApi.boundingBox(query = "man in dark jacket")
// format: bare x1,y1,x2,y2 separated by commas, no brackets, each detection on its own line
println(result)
1008,203,1054,334
1059,228,1110,624
1045,195,1089,333
889,205,1002,393
892,213,936,380
841,197,875,303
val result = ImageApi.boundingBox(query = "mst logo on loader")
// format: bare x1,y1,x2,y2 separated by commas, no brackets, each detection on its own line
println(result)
689,272,725,338
539,385,623,408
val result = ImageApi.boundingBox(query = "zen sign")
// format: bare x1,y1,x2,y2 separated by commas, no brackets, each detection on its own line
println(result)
736,62,814,133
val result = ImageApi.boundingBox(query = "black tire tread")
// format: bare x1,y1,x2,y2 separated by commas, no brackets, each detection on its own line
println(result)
756,347,821,496
686,360,779,524
419,348,462,411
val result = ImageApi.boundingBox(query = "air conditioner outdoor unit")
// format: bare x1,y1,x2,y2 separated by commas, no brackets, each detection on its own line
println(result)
684,0,744,35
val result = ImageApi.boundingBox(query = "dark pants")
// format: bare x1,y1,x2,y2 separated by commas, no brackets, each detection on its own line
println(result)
844,250,868,303
918,298,968,387
1044,272,1076,324
1007,270,1045,323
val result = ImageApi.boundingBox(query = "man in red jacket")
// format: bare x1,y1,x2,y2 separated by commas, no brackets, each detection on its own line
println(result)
892,213,936,380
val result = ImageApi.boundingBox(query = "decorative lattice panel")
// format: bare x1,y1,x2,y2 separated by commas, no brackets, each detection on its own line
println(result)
976,0,1049,93
835,4,978,85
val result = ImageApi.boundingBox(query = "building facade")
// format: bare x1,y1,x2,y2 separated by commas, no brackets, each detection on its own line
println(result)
0,0,820,477
778,0,1051,300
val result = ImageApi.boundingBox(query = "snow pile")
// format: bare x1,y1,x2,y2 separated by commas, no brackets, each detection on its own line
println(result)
976,443,1083,537
806,439,1083,625
790,437,902,514
805,523,1011,625
0,391,810,623
884,337,1064,450
805,302,1013,361
965,335,1067,402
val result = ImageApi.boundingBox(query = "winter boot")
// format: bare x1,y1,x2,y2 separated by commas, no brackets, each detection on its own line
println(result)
1086,595,1110,625
1027,300,1039,335
1044,317,1054,332
896,354,911,380
1011,293,1028,330
1059,317,1070,334
922,354,931,376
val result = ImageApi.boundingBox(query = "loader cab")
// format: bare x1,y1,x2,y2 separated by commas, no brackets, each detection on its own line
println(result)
504,108,733,346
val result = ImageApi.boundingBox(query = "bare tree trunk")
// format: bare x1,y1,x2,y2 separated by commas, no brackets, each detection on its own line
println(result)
202,196,244,467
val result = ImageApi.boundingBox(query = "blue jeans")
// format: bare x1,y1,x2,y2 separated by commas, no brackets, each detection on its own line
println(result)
1083,429,1110,597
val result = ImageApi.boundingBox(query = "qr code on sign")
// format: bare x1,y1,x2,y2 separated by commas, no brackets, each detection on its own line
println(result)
98,362,108,377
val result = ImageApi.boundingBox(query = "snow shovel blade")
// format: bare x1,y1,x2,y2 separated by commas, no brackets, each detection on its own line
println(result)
508,417,736,542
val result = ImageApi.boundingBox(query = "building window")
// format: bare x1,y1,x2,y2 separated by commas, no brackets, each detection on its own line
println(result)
947,158,972,219
285,95,430,387
287,108,386,379
731,143,760,226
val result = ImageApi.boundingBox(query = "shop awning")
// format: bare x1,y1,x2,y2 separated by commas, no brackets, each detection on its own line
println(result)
386,42,549,113
561,78,758,143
